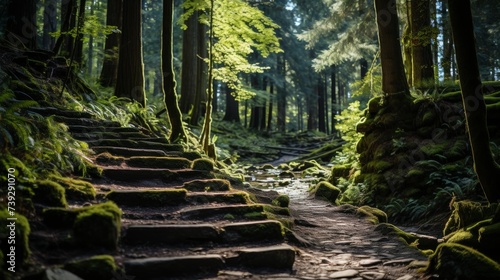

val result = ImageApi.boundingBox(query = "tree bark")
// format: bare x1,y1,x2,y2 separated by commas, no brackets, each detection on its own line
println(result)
4,0,37,49
409,0,434,88
99,0,122,87
448,0,500,203
223,83,240,123
42,0,57,50
318,74,326,133
276,52,286,132
115,0,145,106
162,0,187,142
180,10,198,115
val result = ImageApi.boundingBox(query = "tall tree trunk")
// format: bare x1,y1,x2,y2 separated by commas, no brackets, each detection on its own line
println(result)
86,0,95,76
42,0,57,50
267,82,274,132
54,0,77,56
162,0,187,142
4,0,37,49
190,18,208,126
276,53,286,132
115,0,145,106
448,0,500,202
409,0,434,88
223,83,240,123
74,0,87,66
331,65,337,135
374,0,411,112
99,0,122,87
318,74,326,133
441,0,452,81
180,10,198,114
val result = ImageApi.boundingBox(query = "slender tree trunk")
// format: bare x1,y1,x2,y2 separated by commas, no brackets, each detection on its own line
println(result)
99,0,122,87
374,0,411,114
73,0,87,66
223,83,240,123
267,82,274,132
115,0,145,106
277,53,286,132
162,0,186,142
318,74,326,133
54,0,77,56
409,0,434,88
331,65,337,135
86,0,95,76
42,0,57,50
441,0,452,81
4,0,37,49
448,0,500,202
190,18,208,126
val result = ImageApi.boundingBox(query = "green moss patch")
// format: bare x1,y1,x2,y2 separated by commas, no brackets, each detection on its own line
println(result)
356,205,388,224
192,158,215,171
94,152,126,165
0,210,31,266
375,223,437,251
43,201,121,229
426,243,500,279
221,221,284,242
64,255,117,280
106,189,188,207
187,191,250,205
51,176,96,201
73,202,122,250
33,180,68,207
444,200,498,236
272,194,290,207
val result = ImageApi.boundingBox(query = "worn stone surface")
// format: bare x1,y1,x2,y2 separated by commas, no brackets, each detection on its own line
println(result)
231,244,296,269
221,220,284,242
124,224,219,244
124,255,224,277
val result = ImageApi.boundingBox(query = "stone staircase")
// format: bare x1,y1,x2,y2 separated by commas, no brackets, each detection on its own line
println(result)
29,107,296,279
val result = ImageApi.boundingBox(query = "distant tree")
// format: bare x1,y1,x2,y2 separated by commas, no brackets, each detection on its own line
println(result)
4,0,37,49
223,83,240,122
448,0,500,202
162,0,187,142
53,0,77,56
42,0,57,50
99,0,122,87
115,0,145,106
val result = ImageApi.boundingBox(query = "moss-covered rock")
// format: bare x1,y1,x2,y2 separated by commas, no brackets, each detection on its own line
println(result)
33,180,68,207
0,210,31,266
94,152,125,165
444,200,498,236
312,181,340,204
426,243,500,279
375,223,437,251
73,202,122,250
191,158,214,171
64,255,117,280
51,176,96,201
356,205,388,224
365,160,393,173
182,179,231,192
127,156,192,169
272,194,290,208
329,164,351,182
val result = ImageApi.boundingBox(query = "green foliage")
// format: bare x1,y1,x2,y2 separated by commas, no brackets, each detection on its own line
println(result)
0,210,31,266
50,15,117,43
332,101,364,165
181,0,282,99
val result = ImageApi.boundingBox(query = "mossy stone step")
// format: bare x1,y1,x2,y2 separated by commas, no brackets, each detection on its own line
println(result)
227,244,296,269
68,125,142,134
106,189,187,207
86,139,183,152
186,191,250,205
221,220,284,242
72,132,150,141
100,167,211,182
180,204,265,219
92,146,168,157
124,255,224,278
54,116,121,127
123,224,219,245
182,179,231,192
26,107,93,119
126,156,192,169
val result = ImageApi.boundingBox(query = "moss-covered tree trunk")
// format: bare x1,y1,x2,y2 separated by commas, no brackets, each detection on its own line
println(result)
115,0,145,106
409,0,434,88
448,0,500,203
162,0,187,143
99,0,122,87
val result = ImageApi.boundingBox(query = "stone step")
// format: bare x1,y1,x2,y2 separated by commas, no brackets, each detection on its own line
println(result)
68,125,143,134
187,191,250,205
100,167,211,182
123,255,224,279
26,107,93,118
92,146,168,157
226,244,296,270
126,156,191,169
180,204,265,220
72,132,150,141
86,139,183,152
53,115,121,127
181,179,231,192
106,189,188,207
123,220,284,245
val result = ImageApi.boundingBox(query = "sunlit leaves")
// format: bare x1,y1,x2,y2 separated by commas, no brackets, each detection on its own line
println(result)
181,0,282,99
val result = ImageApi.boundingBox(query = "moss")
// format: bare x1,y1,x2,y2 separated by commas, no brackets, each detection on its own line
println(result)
0,210,31,266
444,201,498,236
277,163,291,170
330,164,351,180
127,156,191,169
419,141,448,158
313,181,341,204
259,164,275,170
294,160,322,171
444,138,468,160
357,205,388,224
192,158,214,171
182,179,231,192
33,180,68,207
51,176,96,201
447,230,479,248
272,195,290,208
223,221,284,242
224,214,235,220
263,205,291,216
94,152,125,165
426,243,500,279
367,96,383,114
244,212,268,220
366,160,393,173
73,202,122,250
106,189,187,207
64,255,117,280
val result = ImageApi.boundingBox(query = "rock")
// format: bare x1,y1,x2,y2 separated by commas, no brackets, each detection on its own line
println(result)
126,156,192,169
180,204,265,219
124,224,219,244
192,158,215,171
43,268,83,280
356,205,388,224
328,269,359,278
426,243,500,280
358,258,382,266
221,220,284,242
313,181,340,204
182,179,231,192
63,255,117,280
91,146,168,157
187,191,250,205
395,275,414,280
124,255,224,277
360,271,386,280
106,189,187,207
383,258,416,266
231,244,296,269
